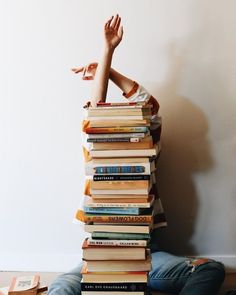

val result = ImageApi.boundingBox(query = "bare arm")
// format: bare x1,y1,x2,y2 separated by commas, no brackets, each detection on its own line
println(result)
72,15,135,106
90,15,123,106
72,64,134,96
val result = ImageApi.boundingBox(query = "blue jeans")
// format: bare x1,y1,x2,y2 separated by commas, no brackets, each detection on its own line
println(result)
48,251,225,295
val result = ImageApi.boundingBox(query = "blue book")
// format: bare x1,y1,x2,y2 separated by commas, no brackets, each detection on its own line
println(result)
83,206,141,215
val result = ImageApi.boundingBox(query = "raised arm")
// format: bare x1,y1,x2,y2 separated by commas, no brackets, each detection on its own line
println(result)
72,15,135,105
91,14,123,106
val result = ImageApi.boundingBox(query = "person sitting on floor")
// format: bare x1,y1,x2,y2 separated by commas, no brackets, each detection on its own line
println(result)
48,14,225,295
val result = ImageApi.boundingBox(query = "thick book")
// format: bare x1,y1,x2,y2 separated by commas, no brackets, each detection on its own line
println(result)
81,281,147,292
91,194,149,200
87,119,150,128
91,232,150,240
81,272,148,283
92,136,153,150
85,256,151,271
84,195,154,208
76,210,153,224
84,224,151,234
82,239,146,260
90,142,161,158
90,179,150,190
87,238,148,247
85,126,149,134
87,107,151,118
85,158,155,175
93,175,150,181
88,175,152,194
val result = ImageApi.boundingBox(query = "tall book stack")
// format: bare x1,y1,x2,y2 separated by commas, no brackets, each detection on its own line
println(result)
76,101,166,295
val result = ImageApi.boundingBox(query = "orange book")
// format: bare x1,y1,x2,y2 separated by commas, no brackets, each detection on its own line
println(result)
91,180,149,190
76,209,153,224
8,276,40,295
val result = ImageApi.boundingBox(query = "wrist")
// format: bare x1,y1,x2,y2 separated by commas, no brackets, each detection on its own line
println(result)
102,45,115,56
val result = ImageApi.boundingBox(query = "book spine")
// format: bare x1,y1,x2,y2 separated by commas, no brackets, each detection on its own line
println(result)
81,282,147,291
85,202,150,208
84,206,140,215
83,215,152,224
91,232,150,240
87,239,147,247
93,175,150,181
94,166,146,174
88,132,147,138
96,102,138,107
85,127,148,134
87,137,140,143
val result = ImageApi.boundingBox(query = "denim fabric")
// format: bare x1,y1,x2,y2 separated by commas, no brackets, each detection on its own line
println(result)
48,263,83,295
148,251,225,295
48,252,225,295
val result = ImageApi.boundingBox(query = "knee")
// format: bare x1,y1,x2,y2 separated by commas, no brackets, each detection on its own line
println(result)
48,271,82,295
199,261,225,283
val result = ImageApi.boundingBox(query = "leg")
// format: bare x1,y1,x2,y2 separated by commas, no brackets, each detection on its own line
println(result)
47,263,83,295
179,261,225,295
148,251,225,295
148,251,189,293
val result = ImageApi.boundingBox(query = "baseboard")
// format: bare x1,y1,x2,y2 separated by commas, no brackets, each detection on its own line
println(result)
1,253,236,273
203,255,236,273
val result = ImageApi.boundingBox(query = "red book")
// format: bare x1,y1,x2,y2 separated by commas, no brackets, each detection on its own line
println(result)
96,102,138,107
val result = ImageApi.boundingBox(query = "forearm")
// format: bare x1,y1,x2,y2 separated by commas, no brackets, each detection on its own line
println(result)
90,48,114,107
109,68,134,95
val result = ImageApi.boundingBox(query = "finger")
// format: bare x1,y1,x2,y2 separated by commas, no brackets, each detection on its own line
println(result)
105,16,113,29
114,16,121,31
110,14,118,29
88,64,96,70
82,76,94,80
83,66,88,77
71,67,84,73
118,25,124,39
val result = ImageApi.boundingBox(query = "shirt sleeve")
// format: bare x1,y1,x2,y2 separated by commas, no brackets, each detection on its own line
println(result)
123,81,160,116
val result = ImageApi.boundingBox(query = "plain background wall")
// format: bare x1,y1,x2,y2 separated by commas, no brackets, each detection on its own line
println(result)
1,0,236,271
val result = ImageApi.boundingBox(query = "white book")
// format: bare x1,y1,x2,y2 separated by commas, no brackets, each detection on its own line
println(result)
84,195,154,208
84,224,150,234
90,142,161,158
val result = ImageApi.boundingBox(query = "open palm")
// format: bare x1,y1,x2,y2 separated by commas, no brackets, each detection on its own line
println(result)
104,15,123,50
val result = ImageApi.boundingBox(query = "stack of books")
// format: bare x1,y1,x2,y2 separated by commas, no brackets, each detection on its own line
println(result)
76,101,166,295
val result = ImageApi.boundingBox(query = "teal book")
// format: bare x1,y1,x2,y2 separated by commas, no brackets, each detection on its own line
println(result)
83,206,142,215
92,231,150,240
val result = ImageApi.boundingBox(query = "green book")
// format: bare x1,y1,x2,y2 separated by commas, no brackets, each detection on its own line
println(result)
92,232,150,240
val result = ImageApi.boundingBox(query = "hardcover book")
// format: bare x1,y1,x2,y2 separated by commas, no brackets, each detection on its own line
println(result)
82,239,146,260
81,280,147,292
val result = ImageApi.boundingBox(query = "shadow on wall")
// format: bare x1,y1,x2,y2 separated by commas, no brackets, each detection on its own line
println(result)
152,44,213,255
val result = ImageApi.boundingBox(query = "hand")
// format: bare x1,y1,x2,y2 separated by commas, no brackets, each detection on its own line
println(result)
104,14,123,51
71,63,98,80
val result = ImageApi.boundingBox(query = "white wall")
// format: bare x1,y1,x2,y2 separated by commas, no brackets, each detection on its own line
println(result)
1,0,235,271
